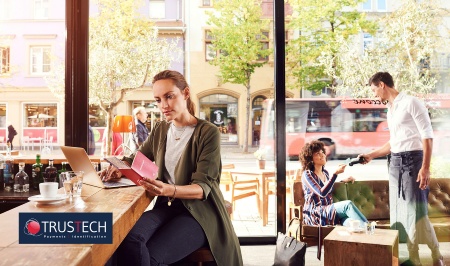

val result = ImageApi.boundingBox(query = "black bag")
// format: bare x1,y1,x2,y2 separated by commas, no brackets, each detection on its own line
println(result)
273,218,307,266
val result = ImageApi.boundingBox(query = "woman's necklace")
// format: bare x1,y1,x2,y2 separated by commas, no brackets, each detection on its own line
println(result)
171,124,187,141
171,116,195,141
315,171,326,183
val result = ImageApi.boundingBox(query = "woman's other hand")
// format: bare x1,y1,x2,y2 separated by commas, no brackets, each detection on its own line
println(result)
342,176,355,184
334,164,346,175
99,165,122,181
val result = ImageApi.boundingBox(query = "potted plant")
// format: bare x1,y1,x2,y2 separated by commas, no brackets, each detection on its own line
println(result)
254,148,268,169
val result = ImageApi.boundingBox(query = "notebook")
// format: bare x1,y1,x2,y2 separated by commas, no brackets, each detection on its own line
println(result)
60,146,136,189
104,151,158,185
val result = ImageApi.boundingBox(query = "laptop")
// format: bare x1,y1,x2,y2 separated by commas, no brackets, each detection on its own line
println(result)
60,146,136,189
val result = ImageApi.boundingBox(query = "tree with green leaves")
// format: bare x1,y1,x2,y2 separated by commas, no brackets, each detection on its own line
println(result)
206,0,270,153
46,0,180,155
287,0,378,94
322,0,449,99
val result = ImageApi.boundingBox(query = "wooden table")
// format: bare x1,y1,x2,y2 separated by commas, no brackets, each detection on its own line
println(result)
0,184,153,266
228,167,295,226
324,226,399,266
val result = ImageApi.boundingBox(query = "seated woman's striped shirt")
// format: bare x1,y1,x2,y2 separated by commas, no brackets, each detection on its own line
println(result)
301,169,338,226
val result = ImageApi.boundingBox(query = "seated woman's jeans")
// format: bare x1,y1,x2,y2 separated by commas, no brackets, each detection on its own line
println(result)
116,198,207,266
334,200,368,226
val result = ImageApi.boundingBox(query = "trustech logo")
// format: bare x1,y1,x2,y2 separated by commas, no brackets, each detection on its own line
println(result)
19,213,112,244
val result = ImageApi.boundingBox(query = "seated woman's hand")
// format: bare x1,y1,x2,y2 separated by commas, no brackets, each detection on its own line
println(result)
139,177,167,196
334,164,346,175
99,165,122,181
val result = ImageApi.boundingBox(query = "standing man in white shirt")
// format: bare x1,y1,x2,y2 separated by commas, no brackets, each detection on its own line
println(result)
360,72,444,266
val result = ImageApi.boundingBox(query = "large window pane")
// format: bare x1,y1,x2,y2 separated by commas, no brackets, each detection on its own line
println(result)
1,1,65,156
34,0,49,19
30,46,51,75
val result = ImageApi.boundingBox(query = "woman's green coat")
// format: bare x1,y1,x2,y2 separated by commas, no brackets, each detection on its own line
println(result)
125,118,243,266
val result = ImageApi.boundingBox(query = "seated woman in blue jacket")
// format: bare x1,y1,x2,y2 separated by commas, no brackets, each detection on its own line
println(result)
300,140,368,227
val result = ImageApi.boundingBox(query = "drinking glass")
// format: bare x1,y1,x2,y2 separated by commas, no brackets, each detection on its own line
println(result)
364,221,376,235
62,171,84,197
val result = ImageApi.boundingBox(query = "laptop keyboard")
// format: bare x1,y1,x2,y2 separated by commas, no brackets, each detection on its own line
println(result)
103,178,135,187
105,157,131,169
103,181,128,187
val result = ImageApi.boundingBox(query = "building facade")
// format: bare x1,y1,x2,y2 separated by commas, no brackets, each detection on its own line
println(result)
1,0,449,151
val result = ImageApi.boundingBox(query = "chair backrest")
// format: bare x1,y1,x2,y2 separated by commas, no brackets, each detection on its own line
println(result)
220,164,235,184
223,164,235,169
292,181,305,207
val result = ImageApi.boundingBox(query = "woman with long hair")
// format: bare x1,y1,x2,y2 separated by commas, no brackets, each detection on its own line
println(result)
102,70,242,266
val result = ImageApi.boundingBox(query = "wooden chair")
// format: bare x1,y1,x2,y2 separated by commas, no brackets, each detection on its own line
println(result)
229,170,260,219
219,164,235,192
219,163,260,219
265,168,301,221
291,181,334,258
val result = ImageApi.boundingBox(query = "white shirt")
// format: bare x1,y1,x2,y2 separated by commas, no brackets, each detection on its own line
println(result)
387,92,434,153
164,123,195,184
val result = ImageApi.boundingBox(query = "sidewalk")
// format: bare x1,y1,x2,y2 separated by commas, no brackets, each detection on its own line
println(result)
220,145,258,159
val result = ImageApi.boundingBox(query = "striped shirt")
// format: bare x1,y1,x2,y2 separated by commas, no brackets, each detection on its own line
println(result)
301,169,338,226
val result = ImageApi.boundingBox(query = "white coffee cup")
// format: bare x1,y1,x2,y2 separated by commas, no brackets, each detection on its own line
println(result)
39,182,58,198
349,219,360,230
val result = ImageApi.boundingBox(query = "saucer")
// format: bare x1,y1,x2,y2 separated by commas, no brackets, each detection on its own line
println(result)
347,227,364,233
28,194,68,204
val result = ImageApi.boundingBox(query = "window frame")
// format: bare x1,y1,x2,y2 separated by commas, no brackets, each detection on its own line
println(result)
205,30,218,61
201,0,212,7
257,31,270,61
149,0,166,19
377,0,387,11
362,0,372,11
29,45,51,75
34,0,50,19
363,32,373,52
23,102,58,128
0,46,10,74
0,0,10,19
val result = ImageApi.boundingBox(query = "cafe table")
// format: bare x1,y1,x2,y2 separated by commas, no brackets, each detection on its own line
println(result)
228,167,296,226
0,184,153,266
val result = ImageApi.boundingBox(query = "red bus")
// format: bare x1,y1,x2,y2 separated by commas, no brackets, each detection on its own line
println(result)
260,97,450,160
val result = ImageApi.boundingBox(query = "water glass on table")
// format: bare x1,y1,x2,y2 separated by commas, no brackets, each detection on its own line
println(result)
61,171,84,197
364,221,376,235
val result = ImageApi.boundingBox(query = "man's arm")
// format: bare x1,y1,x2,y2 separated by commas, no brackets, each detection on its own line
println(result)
418,138,433,190
360,141,391,164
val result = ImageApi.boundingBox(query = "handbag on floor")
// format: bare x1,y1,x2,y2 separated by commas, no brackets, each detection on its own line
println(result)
273,218,307,266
